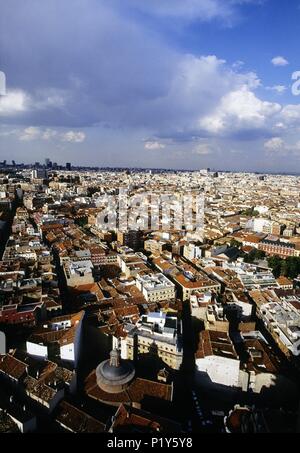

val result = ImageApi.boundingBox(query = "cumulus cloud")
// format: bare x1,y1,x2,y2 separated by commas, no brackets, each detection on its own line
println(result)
279,104,300,128
0,0,270,143
0,90,29,116
0,0,299,171
199,86,281,136
17,127,85,143
19,127,41,141
144,141,166,150
61,131,86,143
271,56,289,67
264,137,300,156
264,137,285,151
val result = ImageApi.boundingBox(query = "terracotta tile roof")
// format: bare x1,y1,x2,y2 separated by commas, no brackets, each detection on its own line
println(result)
276,276,293,287
55,401,105,433
244,339,280,374
243,234,264,244
0,354,27,380
85,371,172,405
23,375,57,403
112,404,181,433
196,330,238,360
175,273,216,289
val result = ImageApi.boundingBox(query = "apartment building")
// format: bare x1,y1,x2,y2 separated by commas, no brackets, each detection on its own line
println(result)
125,312,183,370
136,273,176,303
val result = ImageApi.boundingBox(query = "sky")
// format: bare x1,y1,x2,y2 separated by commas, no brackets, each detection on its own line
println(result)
1,0,300,172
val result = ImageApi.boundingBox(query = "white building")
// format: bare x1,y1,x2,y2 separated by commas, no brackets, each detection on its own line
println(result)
26,311,84,367
118,312,183,370
136,273,176,302
183,243,202,261
63,260,94,287
196,355,240,387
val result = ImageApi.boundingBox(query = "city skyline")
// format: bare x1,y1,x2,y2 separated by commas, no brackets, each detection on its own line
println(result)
1,0,300,172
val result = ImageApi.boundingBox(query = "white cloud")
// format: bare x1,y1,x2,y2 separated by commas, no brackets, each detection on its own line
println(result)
61,131,86,143
19,127,41,141
266,85,287,94
0,90,29,116
199,86,281,135
271,56,289,67
18,127,85,143
144,141,166,150
34,89,68,110
264,137,285,151
264,137,300,156
42,129,58,140
193,143,216,155
279,104,300,127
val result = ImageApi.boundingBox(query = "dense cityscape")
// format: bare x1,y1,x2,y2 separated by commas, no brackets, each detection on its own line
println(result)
2,0,300,440
0,161,299,434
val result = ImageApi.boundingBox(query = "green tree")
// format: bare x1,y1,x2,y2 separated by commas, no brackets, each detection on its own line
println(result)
268,256,282,278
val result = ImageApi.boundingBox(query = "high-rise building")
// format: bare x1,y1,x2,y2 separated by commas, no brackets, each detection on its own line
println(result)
45,158,52,168
31,169,48,179
66,162,71,171
117,230,143,251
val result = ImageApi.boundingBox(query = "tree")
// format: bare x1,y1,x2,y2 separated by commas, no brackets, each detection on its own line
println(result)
230,239,241,248
244,249,266,264
268,256,282,278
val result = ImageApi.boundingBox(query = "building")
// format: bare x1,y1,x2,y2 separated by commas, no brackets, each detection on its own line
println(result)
183,243,202,261
258,238,298,258
144,239,167,255
0,301,45,327
109,404,181,433
276,276,294,290
195,330,240,388
63,259,94,288
136,273,176,303
26,311,84,366
55,401,105,433
123,312,183,370
117,230,143,251
0,351,74,412
85,349,173,409
31,169,48,180
174,273,221,301
250,289,300,357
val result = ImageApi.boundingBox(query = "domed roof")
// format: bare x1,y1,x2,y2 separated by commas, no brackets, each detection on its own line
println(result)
96,350,135,389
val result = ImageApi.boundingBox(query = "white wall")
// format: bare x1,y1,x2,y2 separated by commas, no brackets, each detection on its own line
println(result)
196,355,240,387
26,341,48,359
0,331,6,355
60,343,75,362
9,414,37,433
